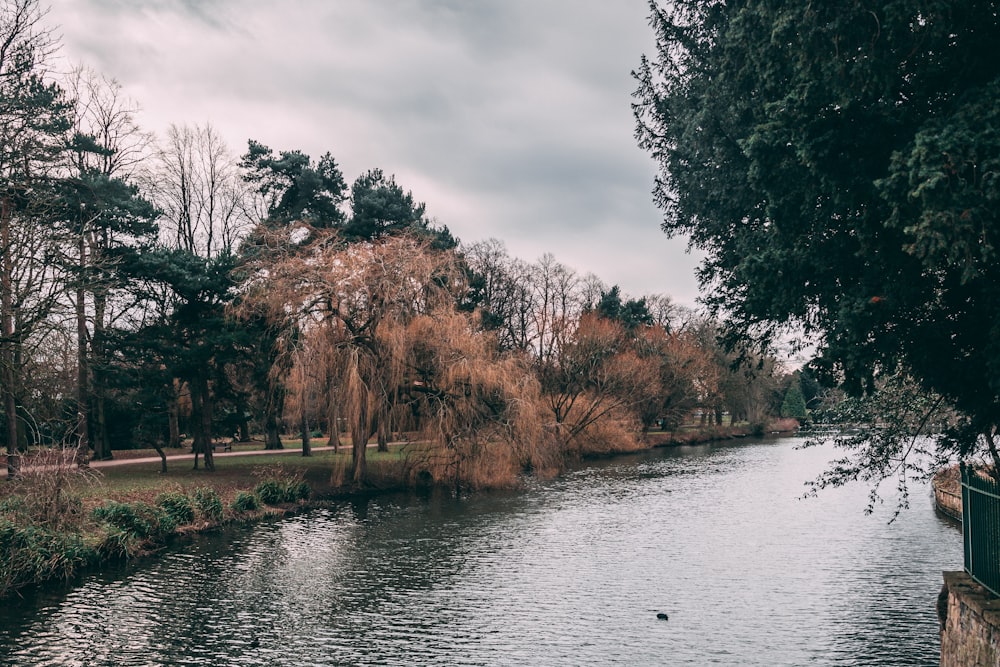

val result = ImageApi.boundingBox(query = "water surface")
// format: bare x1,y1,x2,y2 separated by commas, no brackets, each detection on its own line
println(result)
0,437,961,665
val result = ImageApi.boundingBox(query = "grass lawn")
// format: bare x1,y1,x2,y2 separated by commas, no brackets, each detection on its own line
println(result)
87,444,411,504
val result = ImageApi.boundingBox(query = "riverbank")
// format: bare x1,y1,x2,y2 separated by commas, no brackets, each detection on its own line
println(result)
641,418,801,448
933,465,962,523
0,446,417,600
0,422,799,600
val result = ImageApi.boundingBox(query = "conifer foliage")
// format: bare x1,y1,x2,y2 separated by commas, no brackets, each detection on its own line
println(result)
635,1,1000,461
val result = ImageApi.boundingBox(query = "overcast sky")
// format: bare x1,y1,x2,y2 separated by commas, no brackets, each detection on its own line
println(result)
48,0,703,306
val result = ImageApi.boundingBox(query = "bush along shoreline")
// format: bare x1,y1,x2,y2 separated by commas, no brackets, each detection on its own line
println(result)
0,466,313,601
0,422,800,601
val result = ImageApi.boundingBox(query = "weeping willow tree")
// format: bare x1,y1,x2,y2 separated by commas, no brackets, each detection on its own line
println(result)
407,309,559,489
236,227,557,487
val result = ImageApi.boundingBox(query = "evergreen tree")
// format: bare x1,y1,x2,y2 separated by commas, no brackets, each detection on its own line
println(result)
634,1,1000,461
54,162,158,460
240,140,347,228
121,248,240,471
344,168,455,248
780,378,808,421
596,285,654,332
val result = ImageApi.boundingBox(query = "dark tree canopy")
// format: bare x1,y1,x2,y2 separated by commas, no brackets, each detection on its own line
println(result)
121,248,243,469
240,139,347,227
780,377,808,421
595,285,654,332
345,168,425,240
346,168,456,248
634,1,1000,443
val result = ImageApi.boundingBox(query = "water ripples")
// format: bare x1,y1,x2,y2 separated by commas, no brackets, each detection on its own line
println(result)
0,438,961,665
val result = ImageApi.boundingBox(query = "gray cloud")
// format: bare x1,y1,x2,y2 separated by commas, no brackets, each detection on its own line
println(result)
49,0,703,305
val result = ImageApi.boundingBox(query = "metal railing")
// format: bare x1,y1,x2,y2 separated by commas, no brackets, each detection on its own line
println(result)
961,463,1000,597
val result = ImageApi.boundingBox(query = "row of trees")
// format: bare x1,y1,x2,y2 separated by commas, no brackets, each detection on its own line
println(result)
241,227,812,485
1,0,802,486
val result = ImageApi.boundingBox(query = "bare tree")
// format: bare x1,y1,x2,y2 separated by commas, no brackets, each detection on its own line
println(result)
540,313,659,452
578,272,607,312
0,0,69,476
64,64,151,179
634,325,718,430
153,123,253,258
145,123,254,458
530,253,580,366
645,294,678,330
463,239,533,354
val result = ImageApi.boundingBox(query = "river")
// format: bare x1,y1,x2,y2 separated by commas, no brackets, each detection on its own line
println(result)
0,436,961,666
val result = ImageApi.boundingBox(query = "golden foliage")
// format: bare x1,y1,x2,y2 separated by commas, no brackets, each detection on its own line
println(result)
540,313,660,452
634,325,719,429
569,406,646,456
235,229,557,488
234,225,775,487
407,310,559,489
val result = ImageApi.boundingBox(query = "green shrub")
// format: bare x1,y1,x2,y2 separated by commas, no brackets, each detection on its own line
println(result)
292,480,311,501
156,492,195,525
0,492,83,526
96,527,132,560
253,478,310,505
253,480,286,505
0,518,97,598
231,491,260,513
91,501,175,540
192,487,224,522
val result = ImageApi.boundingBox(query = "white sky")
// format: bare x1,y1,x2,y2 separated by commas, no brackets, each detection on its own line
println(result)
47,0,704,306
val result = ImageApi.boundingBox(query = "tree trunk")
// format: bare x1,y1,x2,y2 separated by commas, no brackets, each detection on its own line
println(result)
199,372,214,471
264,379,285,450
1,197,19,477
76,232,91,458
299,368,311,456
190,378,203,470
327,398,340,452
351,396,369,485
235,395,250,442
189,374,215,471
167,380,181,448
12,340,26,453
301,411,311,457
95,394,110,458
151,440,167,474
91,286,111,459
376,406,389,453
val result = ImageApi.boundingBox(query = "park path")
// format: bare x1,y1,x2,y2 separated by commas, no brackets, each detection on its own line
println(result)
89,445,342,469
2,440,404,477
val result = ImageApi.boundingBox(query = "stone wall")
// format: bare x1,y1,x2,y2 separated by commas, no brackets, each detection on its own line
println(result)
933,466,963,523
939,571,1000,666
